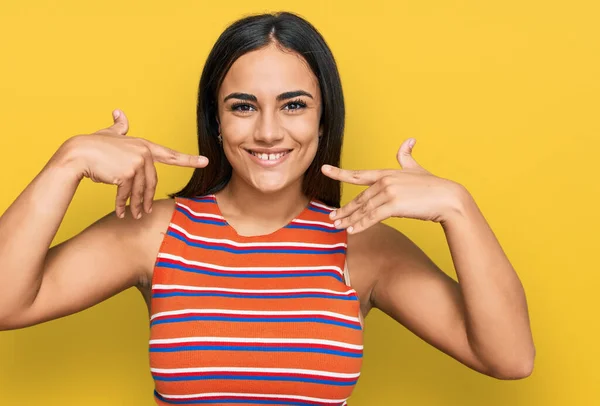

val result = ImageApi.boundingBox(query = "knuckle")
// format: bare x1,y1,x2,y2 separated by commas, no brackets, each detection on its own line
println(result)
383,184,396,197
165,148,179,162
146,178,158,189
379,175,393,187
351,170,361,181
132,155,145,167
139,145,153,160
360,202,369,214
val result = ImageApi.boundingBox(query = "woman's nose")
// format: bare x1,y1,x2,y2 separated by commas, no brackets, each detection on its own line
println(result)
253,111,284,143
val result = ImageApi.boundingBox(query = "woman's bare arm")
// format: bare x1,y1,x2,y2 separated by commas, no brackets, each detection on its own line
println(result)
0,110,205,330
0,154,174,330
350,219,534,380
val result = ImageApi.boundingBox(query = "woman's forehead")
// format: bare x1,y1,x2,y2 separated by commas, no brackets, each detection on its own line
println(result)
219,44,320,101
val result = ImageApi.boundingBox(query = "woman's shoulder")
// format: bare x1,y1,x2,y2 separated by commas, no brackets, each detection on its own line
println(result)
347,222,416,274
347,222,400,253
135,195,216,277
148,197,177,221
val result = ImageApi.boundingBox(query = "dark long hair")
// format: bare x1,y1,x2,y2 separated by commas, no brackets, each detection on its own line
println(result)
170,11,345,207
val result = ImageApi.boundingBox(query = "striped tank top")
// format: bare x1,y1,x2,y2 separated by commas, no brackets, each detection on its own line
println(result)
149,195,364,405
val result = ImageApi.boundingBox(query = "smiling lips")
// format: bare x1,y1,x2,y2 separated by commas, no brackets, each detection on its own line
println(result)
245,149,293,167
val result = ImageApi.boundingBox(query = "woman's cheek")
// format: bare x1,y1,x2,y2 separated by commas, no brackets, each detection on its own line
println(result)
221,116,254,140
283,116,320,143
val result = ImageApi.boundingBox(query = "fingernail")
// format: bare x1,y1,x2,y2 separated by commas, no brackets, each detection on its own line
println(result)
113,110,120,120
198,156,208,164
136,213,142,219
119,212,124,219
409,138,416,147
323,165,331,171
347,226,354,233
334,220,341,227
149,206,153,214
330,210,336,218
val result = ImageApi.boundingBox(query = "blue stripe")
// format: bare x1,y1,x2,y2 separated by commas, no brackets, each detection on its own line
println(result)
308,206,334,215
154,391,341,406
167,230,346,255
152,292,356,300
284,224,344,233
149,345,362,358
189,197,216,203
150,316,361,330
176,207,227,225
152,374,357,386
155,262,344,282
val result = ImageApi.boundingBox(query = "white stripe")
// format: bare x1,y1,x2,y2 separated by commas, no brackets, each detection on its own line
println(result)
152,284,355,296
149,336,363,350
178,202,337,228
150,308,360,323
169,223,346,249
290,218,337,228
156,390,348,403
151,365,360,379
310,201,336,212
156,253,343,276
176,202,225,220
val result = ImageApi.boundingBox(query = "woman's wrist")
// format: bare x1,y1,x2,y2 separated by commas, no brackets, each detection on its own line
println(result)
46,135,87,183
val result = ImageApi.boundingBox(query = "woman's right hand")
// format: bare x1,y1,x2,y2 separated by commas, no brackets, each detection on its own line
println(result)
53,109,208,219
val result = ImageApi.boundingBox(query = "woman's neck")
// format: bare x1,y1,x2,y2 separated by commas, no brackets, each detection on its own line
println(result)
215,174,310,235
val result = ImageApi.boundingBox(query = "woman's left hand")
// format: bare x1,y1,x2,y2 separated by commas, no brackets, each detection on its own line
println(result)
321,138,467,234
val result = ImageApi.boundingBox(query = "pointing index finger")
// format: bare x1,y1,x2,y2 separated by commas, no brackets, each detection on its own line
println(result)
145,140,208,168
321,165,385,185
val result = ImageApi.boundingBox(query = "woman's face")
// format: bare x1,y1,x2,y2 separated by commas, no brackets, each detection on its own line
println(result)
217,43,322,194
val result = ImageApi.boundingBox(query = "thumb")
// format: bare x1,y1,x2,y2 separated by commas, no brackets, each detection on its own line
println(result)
110,109,129,135
396,138,420,170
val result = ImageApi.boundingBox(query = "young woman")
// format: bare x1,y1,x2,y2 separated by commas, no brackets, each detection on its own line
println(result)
0,11,535,406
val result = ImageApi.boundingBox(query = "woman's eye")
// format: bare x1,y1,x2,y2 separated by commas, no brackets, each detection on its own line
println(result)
284,101,307,111
231,103,255,112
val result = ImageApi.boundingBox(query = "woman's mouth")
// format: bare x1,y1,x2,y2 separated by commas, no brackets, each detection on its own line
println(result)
245,149,293,167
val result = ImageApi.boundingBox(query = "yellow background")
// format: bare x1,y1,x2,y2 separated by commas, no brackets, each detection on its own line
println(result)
0,1,597,405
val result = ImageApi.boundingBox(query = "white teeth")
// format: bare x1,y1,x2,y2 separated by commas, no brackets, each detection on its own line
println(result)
250,151,289,161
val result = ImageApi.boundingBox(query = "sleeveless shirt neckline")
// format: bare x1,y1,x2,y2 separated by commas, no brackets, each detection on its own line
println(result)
210,193,315,240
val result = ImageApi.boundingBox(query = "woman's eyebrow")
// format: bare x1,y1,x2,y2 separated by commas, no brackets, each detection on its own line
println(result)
224,92,257,102
223,90,314,103
276,90,313,101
